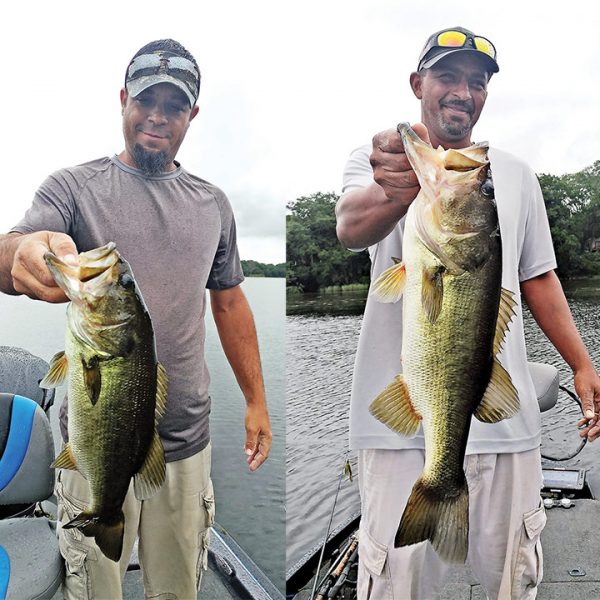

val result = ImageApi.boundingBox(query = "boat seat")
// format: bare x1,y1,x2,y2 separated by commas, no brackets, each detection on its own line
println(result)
0,347,55,413
528,361,559,413
0,392,62,599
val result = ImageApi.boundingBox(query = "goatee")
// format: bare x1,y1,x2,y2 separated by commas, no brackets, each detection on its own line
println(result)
132,144,170,176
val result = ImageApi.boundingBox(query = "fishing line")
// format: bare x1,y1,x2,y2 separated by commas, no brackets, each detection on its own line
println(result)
541,385,587,461
310,450,349,600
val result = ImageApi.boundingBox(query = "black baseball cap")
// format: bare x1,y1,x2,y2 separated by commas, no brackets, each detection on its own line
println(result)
417,26,499,75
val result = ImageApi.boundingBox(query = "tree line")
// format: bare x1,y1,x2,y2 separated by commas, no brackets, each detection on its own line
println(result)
242,260,286,278
287,163,600,292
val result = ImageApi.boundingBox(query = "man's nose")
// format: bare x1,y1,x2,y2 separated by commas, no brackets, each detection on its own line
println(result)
148,106,168,125
451,77,472,101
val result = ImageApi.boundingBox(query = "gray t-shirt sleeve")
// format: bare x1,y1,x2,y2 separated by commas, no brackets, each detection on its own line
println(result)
342,144,374,193
11,171,78,235
206,190,245,290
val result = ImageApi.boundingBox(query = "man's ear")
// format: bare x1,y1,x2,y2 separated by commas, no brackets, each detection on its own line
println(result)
189,104,200,122
410,72,423,100
120,88,128,114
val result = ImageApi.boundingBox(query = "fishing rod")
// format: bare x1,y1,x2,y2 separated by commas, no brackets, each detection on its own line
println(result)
314,533,358,600
310,451,350,600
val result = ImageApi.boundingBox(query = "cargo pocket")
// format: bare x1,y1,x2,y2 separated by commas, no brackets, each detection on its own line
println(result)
512,504,546,599
357,528,393,600
55,473,98,599
196,478,216,587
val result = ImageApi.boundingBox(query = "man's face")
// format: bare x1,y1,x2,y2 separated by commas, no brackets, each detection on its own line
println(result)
410,53,489,148
120,82,199,174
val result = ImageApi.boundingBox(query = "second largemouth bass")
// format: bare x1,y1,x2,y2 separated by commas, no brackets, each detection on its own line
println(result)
370,123,518,563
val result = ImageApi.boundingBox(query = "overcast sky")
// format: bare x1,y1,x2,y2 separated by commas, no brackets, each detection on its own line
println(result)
3,1,599,264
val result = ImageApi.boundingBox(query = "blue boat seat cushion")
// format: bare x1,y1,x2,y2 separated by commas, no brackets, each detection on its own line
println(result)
0,394,55,505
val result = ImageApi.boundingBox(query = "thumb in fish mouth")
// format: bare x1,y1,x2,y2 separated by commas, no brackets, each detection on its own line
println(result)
411,122,431,146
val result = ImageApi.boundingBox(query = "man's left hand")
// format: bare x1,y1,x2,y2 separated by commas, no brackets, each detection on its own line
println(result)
575,367,600,442
244,403,272,471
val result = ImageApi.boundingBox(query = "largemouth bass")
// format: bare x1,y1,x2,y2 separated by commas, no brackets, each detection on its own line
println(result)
41,242,167,562
369,123,518,563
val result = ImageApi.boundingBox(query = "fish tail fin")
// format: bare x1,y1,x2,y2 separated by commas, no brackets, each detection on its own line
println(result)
64,511,124,562
395,476,468,564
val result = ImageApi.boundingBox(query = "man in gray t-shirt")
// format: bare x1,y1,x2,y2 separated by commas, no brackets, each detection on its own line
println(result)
0,38,272,599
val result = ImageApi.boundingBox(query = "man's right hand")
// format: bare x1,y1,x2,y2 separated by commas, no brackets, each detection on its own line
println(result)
336,122,430,250
370,122,430,206
10,231,78,303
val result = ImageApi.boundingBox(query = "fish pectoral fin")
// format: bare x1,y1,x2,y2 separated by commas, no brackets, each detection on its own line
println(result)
370,261,407,304
133,431,166,501
51,443,78,470
493,288,517,355
81,356,101,406
155,363,168,424
474,358,520,423
369,375,421,437
421,266,444,324
40,351,69,388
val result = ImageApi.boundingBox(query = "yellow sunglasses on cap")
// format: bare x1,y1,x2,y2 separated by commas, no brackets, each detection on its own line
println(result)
434,30,496,60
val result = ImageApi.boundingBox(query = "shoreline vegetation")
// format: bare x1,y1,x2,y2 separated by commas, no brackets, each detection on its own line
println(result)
287,163,600,294
242,260,285,278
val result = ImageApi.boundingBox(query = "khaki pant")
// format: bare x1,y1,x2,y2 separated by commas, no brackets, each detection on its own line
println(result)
357,448,546,600
56,443,214,600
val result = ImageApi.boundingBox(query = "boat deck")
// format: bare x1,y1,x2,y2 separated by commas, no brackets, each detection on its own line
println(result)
438,498,600,599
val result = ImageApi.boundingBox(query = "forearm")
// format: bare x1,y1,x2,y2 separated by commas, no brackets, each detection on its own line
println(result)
0,233,22,295
520,271,593,373
211,289,266,405
335,183,409,249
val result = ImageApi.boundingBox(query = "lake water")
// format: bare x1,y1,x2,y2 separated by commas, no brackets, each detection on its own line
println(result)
0,277,285,593
286,285,600,574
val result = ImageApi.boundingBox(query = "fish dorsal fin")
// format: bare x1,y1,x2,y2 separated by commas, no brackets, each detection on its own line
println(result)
155,363,168,424
494,288,517,355
40,351,69,388
474,358,519,423
421,265,444,324
370,261,407,304
133,431,166,500
51,443,78,470
82,356,102,406
369,375,421,437
443,149,486,171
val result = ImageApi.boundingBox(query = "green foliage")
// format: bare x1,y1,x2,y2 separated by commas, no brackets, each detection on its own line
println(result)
538,160,600,278
241,260,286,278
286,192,371,292
285,161,600,292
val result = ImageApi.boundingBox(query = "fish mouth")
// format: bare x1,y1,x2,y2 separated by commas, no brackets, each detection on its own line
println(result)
45,242,120,305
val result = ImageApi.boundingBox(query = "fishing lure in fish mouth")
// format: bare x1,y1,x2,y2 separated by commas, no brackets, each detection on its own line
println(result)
369,123,518,564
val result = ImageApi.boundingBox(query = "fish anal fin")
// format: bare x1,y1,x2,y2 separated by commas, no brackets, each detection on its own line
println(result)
40,351,68,388
421,266,444,323
474,358,520,423
133,431,166,501
395,476,469,564
81,356,101,406
369,375,421,437
370,261,407,304
51,443,78,470
493,287,517,355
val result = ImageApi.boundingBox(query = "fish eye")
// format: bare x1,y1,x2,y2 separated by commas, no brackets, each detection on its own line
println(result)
120,274,135,288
